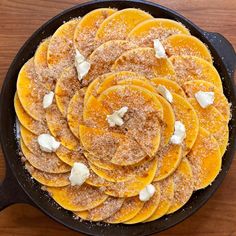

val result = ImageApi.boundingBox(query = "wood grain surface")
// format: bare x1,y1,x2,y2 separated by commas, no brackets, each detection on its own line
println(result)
0,0,235,235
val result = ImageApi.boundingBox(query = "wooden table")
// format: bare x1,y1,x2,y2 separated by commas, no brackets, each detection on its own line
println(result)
0,0,235,235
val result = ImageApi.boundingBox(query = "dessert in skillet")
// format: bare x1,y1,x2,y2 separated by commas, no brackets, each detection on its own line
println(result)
15,8,230,223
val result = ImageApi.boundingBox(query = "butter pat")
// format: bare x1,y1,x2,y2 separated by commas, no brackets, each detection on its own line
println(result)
157,85,173,103
43,91,54,108
153,39,167,58
195,91,214,108
170,121,186,144
139,184,156,202
107,106,128,127
69,162,90,186
75,49,85,64
37,134,60,152
75,49,91,81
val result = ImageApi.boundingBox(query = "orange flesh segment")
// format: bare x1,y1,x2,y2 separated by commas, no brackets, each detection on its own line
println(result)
17,58,46,121
145,177,174,221
170,55,223,91
124,182,161,224
164,34,212,63
47,19,79,71
104,157,158,198
151,77,186,97
14,93,47,135
183,80,230,121
34,37,55,90
187,127,222,190
167,158,193,214
154,144,182,181
105,196,144,223
25,162,69,187
46,103,80,151
46,184,108,211
74,197,124,221
95,8,153,43
83,40,138,84
98,85,163,157
188,98,228,156
111,47,176,79
20,134,70,174
67,89,85,139
171,93,199,155
128,18,190,47
74,8,117,57
96,71,147,95
55,66,80,117
155,94,175,146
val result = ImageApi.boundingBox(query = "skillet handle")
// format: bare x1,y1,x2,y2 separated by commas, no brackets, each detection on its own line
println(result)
0,163,33,211
203,31,236,79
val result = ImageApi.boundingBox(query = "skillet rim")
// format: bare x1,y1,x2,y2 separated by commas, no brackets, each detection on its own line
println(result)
0,1,236,235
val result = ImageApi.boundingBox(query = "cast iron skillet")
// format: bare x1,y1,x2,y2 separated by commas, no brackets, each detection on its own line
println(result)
0,1,235,235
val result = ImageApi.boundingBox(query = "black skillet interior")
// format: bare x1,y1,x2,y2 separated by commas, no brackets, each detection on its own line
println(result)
0,1,236,235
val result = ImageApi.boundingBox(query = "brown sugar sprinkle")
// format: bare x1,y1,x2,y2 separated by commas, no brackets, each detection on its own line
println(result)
125,110,161,156
74,9,117,57
82,127,123,161
104,158,157,198
98,85,162,156
25,119,48,136
164,39,204,59
67,88,86,139
106,196,143,223
22,149,69,174
87,170,111,187
187,130,220,188
25,162,70,186
55,66,81,117
46,103,80,151
64,184,106,208
83,40,138,85
173,172,193,206
96,18,129,44
189,99,228,152
130,27,182,47
34,37,56,91
183,80,230,121
111,48,157,78
82,197,124,221
111,47,175,80
155,144,181,179
21,135,70,173
170,56,204,86
112,137,146,165
172,160,193,207
56,145,87,167
159,176,174,203
19,58,47,121
75,27,101,58
99,84,161,113
15,93,48,135
91,157,152,181
47,19,80,82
